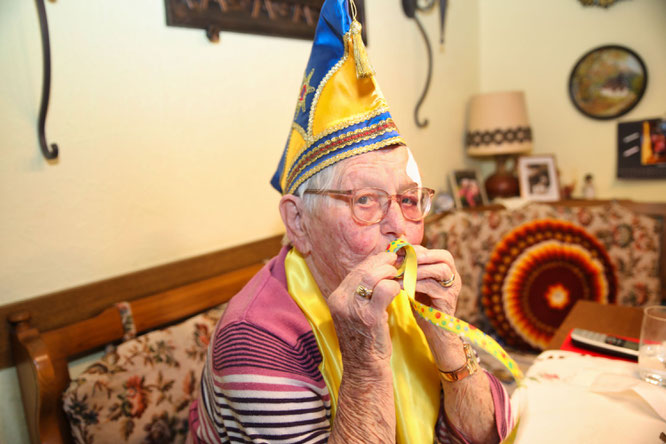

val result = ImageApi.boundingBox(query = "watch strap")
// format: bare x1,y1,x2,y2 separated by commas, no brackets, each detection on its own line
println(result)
438,342,479,383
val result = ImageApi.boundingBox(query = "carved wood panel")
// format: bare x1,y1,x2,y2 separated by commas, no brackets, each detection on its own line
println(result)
165,0,366,42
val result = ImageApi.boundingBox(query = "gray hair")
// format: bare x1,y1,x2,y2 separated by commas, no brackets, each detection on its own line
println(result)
294,162,342,214
282,163,342,246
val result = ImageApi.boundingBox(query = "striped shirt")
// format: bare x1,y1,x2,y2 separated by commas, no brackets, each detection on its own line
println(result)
189,247,512,443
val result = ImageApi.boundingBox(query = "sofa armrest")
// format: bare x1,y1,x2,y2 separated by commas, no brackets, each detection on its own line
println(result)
9,311,69,444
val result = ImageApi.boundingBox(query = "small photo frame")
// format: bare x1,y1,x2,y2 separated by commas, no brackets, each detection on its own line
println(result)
518,155,561,202
449,169,488,209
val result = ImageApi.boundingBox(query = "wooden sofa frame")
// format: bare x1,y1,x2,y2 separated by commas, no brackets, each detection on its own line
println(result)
5,199,666,444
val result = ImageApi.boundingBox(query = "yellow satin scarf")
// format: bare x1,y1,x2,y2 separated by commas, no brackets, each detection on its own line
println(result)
285,248,441,443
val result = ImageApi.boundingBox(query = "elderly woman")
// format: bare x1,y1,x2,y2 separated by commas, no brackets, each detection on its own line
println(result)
188,1,511,443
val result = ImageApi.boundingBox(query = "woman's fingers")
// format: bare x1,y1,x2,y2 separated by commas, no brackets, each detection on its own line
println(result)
397,245,462,318
414,263,456,284
327,252,404,367
328,251,401,318
410,245,458,286
369,279,402,310
415,280,457,314
412,244,455,266
354,262,400,302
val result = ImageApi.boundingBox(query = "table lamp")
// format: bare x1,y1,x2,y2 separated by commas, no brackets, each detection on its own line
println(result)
466,91,532,200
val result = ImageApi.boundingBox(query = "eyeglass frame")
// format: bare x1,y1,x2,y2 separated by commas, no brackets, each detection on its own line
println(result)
302,186,435,225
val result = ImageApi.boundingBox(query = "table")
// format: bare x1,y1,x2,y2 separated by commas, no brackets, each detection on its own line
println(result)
512,301,666,444
546,300,644,350
512,349,666,444
515,301,665,443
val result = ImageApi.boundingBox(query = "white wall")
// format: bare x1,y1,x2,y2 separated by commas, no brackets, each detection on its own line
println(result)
477,0,666,199
0,0,480,441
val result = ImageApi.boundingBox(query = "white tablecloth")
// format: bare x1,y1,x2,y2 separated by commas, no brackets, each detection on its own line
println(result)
510,350,666,443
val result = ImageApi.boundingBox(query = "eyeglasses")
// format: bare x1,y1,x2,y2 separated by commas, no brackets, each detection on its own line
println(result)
303,187,435,225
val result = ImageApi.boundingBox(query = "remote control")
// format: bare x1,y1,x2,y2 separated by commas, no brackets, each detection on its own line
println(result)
570,328,639,361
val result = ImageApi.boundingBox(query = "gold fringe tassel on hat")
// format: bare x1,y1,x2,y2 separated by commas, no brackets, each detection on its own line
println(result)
350,20,374,78
349,0,374,79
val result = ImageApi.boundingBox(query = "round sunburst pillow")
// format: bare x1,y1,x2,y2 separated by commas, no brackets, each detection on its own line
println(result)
481,219,617,350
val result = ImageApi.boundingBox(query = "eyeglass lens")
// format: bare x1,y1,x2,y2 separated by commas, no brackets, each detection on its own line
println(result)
352,188,431,223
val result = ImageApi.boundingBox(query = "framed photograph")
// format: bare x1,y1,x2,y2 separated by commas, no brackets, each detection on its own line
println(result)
449,169,488,209
617,118,666,179
568,45,647,120
518,155,561,202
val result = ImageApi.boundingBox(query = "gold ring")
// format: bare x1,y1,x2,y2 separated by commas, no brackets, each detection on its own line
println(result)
440,274,456,288
355,285,373,300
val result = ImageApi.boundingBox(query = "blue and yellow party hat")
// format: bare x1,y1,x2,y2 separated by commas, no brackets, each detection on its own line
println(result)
271,0,406,195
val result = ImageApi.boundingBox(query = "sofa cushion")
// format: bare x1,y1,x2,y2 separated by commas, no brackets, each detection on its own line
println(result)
481,219,617,350
62,303,226,444
424,202,662,349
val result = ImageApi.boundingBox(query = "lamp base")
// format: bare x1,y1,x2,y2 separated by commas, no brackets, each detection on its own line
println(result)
485,171,519,200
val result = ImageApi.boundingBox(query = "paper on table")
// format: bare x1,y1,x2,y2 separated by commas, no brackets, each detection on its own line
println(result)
511,350,666,444
589,373,666,422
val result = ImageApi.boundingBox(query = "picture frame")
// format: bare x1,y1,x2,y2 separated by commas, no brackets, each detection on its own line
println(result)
568,45,647,120
164,0,367,43
449,169,488,209
518,155,561,202
617,118,666,179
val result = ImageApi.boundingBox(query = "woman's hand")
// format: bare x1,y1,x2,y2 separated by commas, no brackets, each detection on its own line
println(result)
409,245,467,372
326,252,401,444
325,251,401,376
408,245,500,444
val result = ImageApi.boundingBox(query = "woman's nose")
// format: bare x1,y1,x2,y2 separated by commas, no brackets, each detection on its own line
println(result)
380,198,406,236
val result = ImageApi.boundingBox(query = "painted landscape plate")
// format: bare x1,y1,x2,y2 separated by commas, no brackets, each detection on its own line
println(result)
569,45,647,120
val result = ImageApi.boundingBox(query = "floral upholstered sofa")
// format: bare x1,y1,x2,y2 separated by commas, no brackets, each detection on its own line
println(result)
423,200,665,353
61,303,226,444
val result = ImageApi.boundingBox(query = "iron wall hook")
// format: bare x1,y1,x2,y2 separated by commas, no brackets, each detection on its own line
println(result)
401,0,447,129
413,15,432,128
35,0,59,160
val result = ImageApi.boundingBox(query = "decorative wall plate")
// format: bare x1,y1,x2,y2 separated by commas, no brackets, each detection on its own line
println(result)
569,45,647,120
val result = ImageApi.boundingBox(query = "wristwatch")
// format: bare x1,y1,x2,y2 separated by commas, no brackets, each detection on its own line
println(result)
438,342,479,383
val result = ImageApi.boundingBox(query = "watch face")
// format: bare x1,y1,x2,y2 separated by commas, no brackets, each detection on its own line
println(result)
466,347,479,372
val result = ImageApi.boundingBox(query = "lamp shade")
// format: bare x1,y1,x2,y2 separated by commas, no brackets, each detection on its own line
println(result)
466,91,533,156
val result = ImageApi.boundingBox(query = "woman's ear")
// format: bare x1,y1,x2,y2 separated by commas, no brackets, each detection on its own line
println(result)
279,195,312,255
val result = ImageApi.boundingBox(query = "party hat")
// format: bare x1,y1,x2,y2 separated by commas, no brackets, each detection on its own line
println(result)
271,0,405,195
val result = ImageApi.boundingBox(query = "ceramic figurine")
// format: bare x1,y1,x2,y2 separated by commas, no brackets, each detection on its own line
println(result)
582,174,595,199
